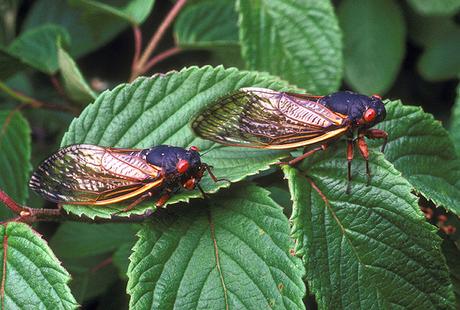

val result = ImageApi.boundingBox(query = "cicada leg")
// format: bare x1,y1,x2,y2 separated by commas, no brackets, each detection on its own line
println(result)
356,136,371,185
346,138,354,182
354,128,388,187
361,129,388,152
277,144,327,166
119,192,153,213
155,193,170,208
345,138,355,194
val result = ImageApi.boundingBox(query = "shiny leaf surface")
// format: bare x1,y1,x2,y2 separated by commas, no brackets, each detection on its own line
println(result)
127,185,305,309
61,66,294,218
284,149,455,309
0,222,77,309
238,0,342,94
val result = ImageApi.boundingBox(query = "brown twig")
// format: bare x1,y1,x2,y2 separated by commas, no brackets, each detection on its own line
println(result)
130,25,142,78
49,75,67,99
90,257,113,273
130,0,187,80
0,188,155,224
0,189,26,214
143,47,182,73
50,75,89,109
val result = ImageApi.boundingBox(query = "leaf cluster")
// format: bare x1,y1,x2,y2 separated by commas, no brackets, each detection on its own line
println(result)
0,0,459,309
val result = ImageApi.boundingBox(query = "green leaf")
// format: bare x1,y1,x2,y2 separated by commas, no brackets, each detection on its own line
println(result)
2,73,34,98
127,184,305,309
69,0,155,25
0,222,78,309
23,0,128,57
50,223,136,258
112,241,134,278
442,239,460,305
61,66,294,218
267,185,292,210
283,150,455,309
62,254,119,303
208,46,246,70
174,0,239,48
57,41,97,104
371,100,460,216
0,110,31,220
49,223,135,301
407,0,460,16
406,11,460,47
339,0,406,95
417,30,460,81
0,49,27,80
7,24,70,74
237,0,342,94
450,82,460,155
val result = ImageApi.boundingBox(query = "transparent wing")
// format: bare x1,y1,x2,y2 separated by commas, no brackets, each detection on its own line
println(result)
192,87,349,149
29,144,163,204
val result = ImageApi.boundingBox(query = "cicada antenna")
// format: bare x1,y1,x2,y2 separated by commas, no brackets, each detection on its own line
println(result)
199,144,225,158
200,148,213,157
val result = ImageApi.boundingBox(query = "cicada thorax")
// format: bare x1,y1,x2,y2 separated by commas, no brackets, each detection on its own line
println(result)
319,91,386,130
142,145,204,193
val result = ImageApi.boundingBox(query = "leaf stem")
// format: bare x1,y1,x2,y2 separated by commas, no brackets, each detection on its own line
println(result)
0,188,155,224
143,47,182,73
0,188,25,215
207,208,229,310
0,80,79,115
90,256,113,273
0,80,33,105
49,75,71,102
131,0,187,79
130,25,142,81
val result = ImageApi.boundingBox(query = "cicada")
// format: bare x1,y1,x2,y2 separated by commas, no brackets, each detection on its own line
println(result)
192,87,388,182
29,144,220,211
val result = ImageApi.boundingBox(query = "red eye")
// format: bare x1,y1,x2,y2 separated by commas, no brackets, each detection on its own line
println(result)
183,178,196,190
371,94,382,100
176,159,189,174
190,146,200,152
364,108,376,122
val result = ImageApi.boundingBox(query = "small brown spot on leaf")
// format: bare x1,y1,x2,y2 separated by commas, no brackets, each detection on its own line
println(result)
278,283,284,292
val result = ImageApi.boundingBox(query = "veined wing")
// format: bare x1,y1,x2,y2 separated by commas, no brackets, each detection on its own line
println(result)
192,87,349,149
29,144,163,204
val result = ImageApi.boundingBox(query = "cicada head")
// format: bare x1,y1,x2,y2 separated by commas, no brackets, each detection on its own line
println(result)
320,91,386,130
143,145,204,191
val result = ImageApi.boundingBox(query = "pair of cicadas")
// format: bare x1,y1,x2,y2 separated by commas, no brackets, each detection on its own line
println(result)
30,88,387,211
